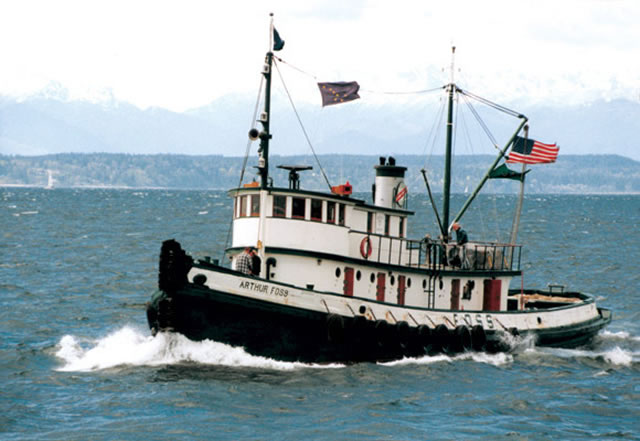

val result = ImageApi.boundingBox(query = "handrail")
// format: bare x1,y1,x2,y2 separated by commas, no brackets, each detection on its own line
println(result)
349,230,521,272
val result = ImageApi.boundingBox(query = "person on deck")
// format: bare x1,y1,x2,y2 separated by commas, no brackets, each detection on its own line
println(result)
250,248,261,276
236,247,253,275
452,223,468,245
449,223,469,268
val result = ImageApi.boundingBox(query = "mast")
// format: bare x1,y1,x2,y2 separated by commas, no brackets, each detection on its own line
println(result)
257,15,275,189
442,46,456,236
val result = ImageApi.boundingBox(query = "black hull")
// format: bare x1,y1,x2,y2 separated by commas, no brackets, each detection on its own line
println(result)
146,282,612,363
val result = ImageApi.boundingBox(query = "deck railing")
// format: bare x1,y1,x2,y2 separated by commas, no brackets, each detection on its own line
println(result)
351,230,522,272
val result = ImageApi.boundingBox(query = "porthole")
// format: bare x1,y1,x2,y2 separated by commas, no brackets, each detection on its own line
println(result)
439,278,444,290
370,273,375,283
335,267,341,278
390,275,395,286
193,274,207,285
356,270,362,281
537,317,542,324
359,305,366,314
407,278,412,288
422,279,427,289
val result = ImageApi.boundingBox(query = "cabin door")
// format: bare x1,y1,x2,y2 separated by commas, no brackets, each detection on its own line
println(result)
376,273,386,302
397,275,406,305
343,267,354,297
483,279,502,311
450,279,460,310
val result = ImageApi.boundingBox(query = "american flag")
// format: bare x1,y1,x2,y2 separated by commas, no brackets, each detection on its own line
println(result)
506,136,559,164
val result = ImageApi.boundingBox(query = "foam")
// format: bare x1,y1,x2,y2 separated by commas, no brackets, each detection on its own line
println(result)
379,351,513,367
54,326,344,372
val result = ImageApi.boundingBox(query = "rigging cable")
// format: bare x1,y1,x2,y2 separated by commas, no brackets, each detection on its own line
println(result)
458,88,523,119
456,96,493,242
222,76,265,261
459,91,511,243
275,55,445,96
273,58,333,191
460,92,499,149
422,89,448,164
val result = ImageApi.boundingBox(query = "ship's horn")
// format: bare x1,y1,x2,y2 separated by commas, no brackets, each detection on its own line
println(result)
248,128,260,141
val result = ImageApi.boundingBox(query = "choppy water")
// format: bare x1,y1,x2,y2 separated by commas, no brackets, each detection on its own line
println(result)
1,188,639,440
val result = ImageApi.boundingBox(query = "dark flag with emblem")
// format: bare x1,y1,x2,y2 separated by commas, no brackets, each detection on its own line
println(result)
506,136,559,164
488,163,530,181
273,27,285,51
317,81,360,106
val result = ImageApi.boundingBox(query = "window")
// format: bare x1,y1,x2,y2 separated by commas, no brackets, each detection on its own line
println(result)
399,217,405,238
233,197,238,219
250,194,260,217
292,197,306,219
311,199,323,222
367,212,373,233
273,195,286,217
384,215,390,236
338,204,345,225
240,195,249,217
327,202,336,224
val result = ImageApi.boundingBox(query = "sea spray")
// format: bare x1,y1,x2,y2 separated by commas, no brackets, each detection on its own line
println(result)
55,326,345,372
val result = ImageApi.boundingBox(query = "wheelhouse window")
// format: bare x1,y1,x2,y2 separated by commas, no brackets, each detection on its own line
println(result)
311,199,323,222
327,202,336,224
367,212,373,233
250,194,260,217
273,195,286,217
292,197,306,219
240,195,249,217
338,203,345,225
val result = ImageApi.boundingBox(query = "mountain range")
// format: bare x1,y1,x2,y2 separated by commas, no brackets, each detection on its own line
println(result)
1,90,638,160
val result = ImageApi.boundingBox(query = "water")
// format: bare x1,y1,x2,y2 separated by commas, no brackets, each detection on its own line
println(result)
1,188,639,440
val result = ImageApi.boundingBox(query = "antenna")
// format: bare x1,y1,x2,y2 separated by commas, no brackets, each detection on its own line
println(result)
449,45,456,85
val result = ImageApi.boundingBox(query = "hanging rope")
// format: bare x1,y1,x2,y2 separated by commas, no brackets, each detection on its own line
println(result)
273,58,333,191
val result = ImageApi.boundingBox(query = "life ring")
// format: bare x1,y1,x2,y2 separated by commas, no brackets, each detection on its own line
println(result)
360,236,372,259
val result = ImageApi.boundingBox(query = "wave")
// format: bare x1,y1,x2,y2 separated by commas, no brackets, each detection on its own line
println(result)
380,351,514,367
521,329,639,368
54,326,344,372
54,326,639,373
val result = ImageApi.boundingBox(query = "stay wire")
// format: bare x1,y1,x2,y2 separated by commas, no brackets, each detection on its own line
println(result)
275,55,445,96
422,89,448,168
222,76,265,261
273,58,333,191
458,88,523,119
460,93,499,149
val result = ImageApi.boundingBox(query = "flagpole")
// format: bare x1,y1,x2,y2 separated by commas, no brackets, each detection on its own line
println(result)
509,125,528,246
269,12,274,51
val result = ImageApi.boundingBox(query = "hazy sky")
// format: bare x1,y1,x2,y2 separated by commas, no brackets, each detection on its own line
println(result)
2,0,639,112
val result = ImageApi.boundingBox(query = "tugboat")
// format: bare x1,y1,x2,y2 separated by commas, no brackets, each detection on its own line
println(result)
146,17,611,363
